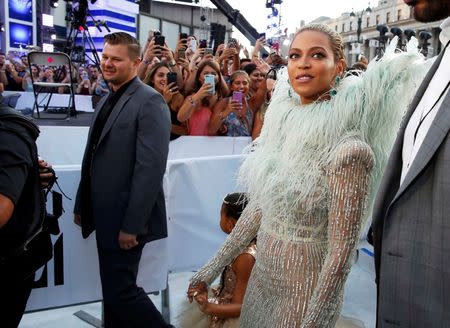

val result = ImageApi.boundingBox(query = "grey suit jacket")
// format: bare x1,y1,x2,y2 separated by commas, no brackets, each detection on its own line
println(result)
74,77,171,249
372,48,450,327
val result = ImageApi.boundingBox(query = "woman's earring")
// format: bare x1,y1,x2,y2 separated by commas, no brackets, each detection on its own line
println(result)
330,75,341,97
287,79,292,98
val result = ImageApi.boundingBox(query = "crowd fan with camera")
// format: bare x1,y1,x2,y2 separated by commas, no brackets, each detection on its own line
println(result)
0,31,284,139
138,31,283,139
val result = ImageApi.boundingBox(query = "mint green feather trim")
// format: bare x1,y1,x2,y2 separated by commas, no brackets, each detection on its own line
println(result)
238,37,433,230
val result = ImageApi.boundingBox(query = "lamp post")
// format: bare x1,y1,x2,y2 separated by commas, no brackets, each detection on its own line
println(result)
350,3,372,64
350,3,372,44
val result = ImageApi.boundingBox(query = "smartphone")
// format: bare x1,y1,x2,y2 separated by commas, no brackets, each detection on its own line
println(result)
189,39,197,51
180,33,188,39
167,71,177,85
204,48,213,55
258,33,266,40
232,91,243,104
199,39,207,49
228,38,237,48
154,31,161,37
177,48,186,59
204,74,215,94
154,35,165,46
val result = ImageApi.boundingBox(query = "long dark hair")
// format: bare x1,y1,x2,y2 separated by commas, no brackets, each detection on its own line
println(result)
143,62,171,88
193,60,225,106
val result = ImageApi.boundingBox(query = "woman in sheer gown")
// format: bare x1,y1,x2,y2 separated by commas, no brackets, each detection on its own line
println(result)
188,24,431,328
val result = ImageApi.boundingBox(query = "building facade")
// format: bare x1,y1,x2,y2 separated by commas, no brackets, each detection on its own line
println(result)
316,0,444,66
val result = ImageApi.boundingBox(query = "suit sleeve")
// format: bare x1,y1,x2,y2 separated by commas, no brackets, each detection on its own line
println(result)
121,92,171,235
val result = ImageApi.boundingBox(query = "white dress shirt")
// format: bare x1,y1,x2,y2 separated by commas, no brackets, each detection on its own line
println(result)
401,17,450,184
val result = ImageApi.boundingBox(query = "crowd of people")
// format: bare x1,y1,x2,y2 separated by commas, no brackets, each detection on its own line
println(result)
136,32,284,140
0,34,285,140
1,0,449,327
0,52,108,95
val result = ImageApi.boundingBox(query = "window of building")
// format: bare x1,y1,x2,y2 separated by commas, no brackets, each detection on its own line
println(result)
397,9,402,20
366,16,370,27
350,21,353,31
376,14,380,25
342,23,345,32
162,20,180,50
335,25,338,31
386,12,391,23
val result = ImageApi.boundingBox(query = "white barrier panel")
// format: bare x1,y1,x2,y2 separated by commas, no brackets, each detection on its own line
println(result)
36,127,251,166
166,155,246,272
37,126,89,166
2,91,94,112
168,136,251,160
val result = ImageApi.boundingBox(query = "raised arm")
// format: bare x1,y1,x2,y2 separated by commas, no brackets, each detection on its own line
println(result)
300,140,374,328
190,203,261,286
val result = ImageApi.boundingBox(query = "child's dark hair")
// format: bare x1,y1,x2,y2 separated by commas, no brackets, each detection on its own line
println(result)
222,192,249,220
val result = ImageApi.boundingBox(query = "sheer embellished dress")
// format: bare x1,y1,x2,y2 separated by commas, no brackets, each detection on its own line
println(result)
191,38,432,328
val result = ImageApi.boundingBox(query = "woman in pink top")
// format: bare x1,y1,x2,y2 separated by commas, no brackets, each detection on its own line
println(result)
177,60,229,136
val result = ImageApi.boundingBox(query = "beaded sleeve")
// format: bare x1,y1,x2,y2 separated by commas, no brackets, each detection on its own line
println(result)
300,140,374,327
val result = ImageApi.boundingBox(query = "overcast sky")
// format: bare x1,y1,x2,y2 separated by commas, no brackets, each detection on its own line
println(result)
224,0,376,33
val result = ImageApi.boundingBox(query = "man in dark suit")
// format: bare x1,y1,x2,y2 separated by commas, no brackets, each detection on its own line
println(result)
74,32,171,327
372,1,450,327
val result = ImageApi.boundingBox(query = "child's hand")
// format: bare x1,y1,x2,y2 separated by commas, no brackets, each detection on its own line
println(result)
187,281,207,302
194,292,210,314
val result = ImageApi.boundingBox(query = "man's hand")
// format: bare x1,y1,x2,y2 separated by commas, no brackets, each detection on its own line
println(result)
74,214,82,226
38,159,54,188
118,230,138,250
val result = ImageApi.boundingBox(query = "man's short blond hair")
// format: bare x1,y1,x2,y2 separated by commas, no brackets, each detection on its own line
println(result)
104,32,141,59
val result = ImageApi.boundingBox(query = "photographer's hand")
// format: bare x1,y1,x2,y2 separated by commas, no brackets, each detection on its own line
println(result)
38,159,54,188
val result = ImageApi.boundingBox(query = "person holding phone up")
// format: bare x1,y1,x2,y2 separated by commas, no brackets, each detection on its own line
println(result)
177,60,228,136
139,34,184,85
144,62,187,140
208,70,254,137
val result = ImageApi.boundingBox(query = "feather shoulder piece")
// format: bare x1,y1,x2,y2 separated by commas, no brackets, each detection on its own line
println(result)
239,36,433,222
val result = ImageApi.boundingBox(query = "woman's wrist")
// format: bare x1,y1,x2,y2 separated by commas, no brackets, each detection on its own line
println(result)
142,58,152,65
188,95,198,107
203,302,213,315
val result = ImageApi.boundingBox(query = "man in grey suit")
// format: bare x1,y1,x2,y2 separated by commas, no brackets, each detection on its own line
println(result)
372,1,450,327
74,32,172,327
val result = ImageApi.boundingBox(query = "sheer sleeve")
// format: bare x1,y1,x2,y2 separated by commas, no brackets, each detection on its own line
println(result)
190,202,261,285
300,140,374,328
